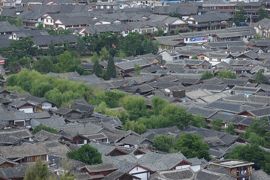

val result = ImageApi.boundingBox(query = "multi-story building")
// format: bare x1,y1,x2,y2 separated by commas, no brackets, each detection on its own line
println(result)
209,160,254,180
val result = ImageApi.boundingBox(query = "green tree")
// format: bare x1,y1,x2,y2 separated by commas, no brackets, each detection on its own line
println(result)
134,64,141,75
244,118,270,148
60,174,74,180
9,37,36,57
201,71,214,80
116,50,126,58
7,70,94,107
31,81,53,97
98,90,125,108
67,144,102,165
255,69,268,84
211,119,223,131
191,116,206,128
161,105,193,129
233,7,246,26
48,43,57,56
24,160,50,180
91,52,100,63
226,144,270,171
36,23,44,30
120,33,158,56
45,88,64,106
151,96,168,115
32,125,58,134
33,57,54,73
258,8,269,21
153,135,175,152
154,29,165,36
58,158,75,180
99,47,110,61
93,60,103,78
247,132,265,145
55,51,80,73
175,133,210,160
217,70,236,79
121,95,147,120
124,120,146,134
14,17,23,27
225,123,235,135
105,56,116,79
18,56,32,69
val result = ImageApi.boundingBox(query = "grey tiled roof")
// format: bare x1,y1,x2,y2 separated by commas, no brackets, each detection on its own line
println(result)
0,143,47,159
31,115,66,129
251,170,270,180
0,129,32,145
161,169,194,179
0,21,19,33
59,122,103,137
195,169,234,180
187,106,217,118
32,34,77,46
191,12,232,23
34,130,61,142
0,164,28,179
207,100,254,114
0,111,30,121
138,152,186,171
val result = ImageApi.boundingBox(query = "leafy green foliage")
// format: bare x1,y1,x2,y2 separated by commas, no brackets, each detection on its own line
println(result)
160,104,192,129
211,119,223,131
124,120,146,134
93,60,103,77
119,33,158,56
0,17,22,27
123,97,205,133
7,71,208,134
67,144,102,165
99,47,110,61
105,56,116,80
255,69,268,84
151,97,168,115
217,70,236,79
258,8,269,21
225,123,235,135
244,118,270,148
6,86,26,94
24,160,51,180
0,38,37,72
60,173,74,180
175,133,210,160
94,90,125,108
226,144,270,173
7,70,93,106
32,125,58,134
121,95,147,120
191,116,206,128
134,64,141,76
33,56,55,73
201,71,214,80
47,29,72,35
233,7,246,26
55,51,81,73
153,135,175,152
80,32,158,57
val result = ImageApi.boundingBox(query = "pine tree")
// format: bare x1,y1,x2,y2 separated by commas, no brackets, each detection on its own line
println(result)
93,60,103,77
106,56,116,79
